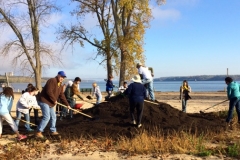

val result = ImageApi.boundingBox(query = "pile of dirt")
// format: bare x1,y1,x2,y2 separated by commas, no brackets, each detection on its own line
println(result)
56,95,226,138
3,95,226,139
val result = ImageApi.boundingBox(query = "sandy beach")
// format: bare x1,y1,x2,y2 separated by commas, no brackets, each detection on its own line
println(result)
0,91,233,160
10,91,229,114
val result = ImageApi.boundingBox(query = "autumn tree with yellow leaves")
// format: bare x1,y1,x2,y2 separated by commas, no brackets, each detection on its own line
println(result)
59,0,165,85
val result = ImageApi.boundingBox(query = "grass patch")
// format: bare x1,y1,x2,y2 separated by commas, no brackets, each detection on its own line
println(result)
0,124,239,159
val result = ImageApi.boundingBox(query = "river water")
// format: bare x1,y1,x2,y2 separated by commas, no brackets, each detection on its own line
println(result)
1,80,233,92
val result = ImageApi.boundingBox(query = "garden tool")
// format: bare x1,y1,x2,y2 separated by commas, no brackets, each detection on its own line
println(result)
199,99,228,114
56,102,93,119
144,100,159,105
14,118,37,126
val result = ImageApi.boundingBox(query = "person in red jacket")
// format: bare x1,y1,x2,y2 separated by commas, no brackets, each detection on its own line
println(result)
35,71,71,139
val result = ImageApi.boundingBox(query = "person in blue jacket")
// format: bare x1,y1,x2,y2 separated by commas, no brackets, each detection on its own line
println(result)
0,87,27,140
124,75,146,128
225,77,240,126
105,75,115,99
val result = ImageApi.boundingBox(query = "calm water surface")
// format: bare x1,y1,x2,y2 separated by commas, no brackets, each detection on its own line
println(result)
3,81,235,92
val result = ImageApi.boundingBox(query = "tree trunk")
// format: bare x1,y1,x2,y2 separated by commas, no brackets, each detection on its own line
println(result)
106,52,113,78
119,49,126,86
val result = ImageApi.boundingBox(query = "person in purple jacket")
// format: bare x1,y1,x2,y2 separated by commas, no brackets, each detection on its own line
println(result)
124,75,146,128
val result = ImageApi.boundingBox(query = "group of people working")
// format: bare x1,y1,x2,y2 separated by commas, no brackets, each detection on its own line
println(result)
0,64,239,140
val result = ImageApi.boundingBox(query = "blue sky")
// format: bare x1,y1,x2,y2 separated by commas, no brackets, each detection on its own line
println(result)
0,0,240,80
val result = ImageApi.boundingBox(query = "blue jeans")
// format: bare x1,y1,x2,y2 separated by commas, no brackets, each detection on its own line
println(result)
96,94,102,105
15,110,32,130
37,101,57,132
142,79,155,101
182,99,188,112
226,98,240,123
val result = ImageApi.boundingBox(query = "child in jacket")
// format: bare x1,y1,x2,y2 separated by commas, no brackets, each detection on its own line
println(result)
92,82,102,105
15,86,40,131
106,75,115,98
0,87,27,140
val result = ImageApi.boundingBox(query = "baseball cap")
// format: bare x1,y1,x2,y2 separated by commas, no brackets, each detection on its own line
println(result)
58,71,67,78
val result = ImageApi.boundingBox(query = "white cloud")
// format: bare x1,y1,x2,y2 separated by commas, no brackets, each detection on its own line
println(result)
166,0,200,7
151,7,181,21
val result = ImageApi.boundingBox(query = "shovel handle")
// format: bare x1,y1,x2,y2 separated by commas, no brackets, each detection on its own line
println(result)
15,118,37,126
144,100,159,105
56,102,93,118
203,99,228,111
211,99,228,107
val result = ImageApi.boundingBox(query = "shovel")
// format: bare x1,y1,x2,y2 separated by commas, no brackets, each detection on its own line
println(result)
14,118,37,126
199,99,228,114
56,102,93,119
144,100,159,105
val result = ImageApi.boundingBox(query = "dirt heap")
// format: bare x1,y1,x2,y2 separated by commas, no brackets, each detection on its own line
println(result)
3,95,226,138
55,95,226,138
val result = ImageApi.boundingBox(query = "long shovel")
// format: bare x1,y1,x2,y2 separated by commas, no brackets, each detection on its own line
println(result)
14,118,37,126
199,99,228,114
56,102,93,119
144,100,159,105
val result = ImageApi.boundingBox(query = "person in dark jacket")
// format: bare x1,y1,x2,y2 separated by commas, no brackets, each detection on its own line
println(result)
225,77,240,127
64,80,75,119
35,71,71,139
105,75,115,99
179,80,191,113
124,75,146,128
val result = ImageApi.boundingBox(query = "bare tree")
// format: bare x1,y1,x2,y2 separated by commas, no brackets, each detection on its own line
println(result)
58,0,118,78
0,0,61,89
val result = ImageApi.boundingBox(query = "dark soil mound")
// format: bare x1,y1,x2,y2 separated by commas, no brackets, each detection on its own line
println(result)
56,95,226,138
3,95,226,139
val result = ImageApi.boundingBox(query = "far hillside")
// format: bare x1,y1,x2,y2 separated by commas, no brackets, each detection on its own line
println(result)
154,75,240,81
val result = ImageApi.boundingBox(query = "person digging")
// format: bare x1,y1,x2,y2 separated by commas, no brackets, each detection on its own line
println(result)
224,77,240,129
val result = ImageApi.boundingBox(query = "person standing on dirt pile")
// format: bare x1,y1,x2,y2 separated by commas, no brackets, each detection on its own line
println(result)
136,63,155,101
118,81,128,93
105,75,115,99
179,80,191,113
35,71,71,139
124,75,146,128
64,80,75,119
0,87,27,140
224,77,240,126
92,82,102,105
15,86,41,131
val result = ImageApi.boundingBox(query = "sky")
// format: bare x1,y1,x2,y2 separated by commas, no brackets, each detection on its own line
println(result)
0,0,240,80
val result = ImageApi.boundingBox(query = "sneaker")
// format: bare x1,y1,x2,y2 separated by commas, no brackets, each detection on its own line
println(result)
51,132,59,135
137,124,142,128
17,134,27,140
131,120,136,125
35,132,44,139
